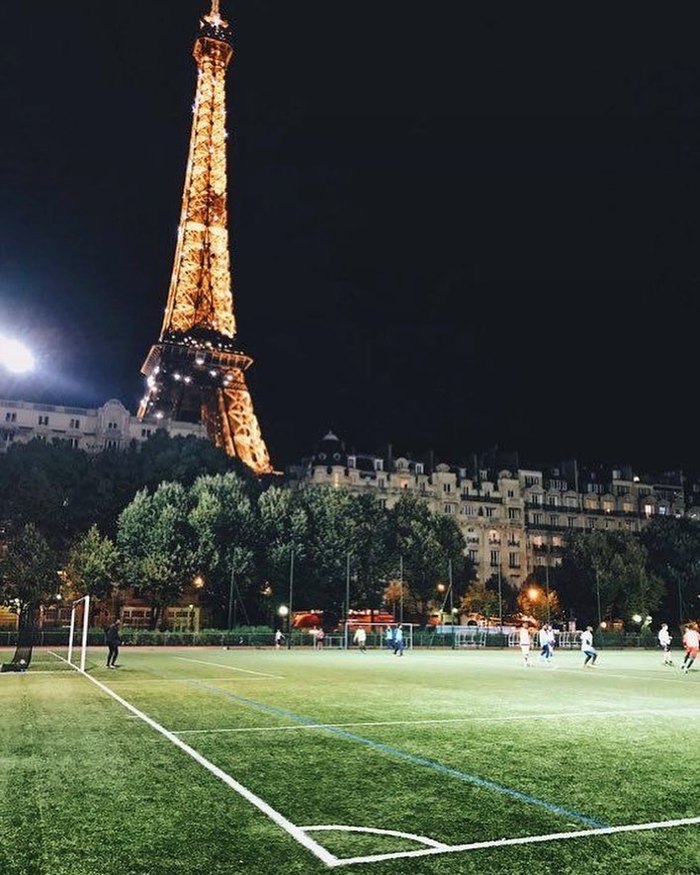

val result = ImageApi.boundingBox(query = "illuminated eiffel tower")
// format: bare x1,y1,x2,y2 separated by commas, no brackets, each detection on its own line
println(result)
138,0,273,475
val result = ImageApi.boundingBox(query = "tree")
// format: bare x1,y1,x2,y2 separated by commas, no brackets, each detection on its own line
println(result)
345,494,395,618
558,530,663,627
459,580,499,622
189,472,259,627
117,483,196,629
0,523,58,631
641,516,700,626
390,494,468,620
517,583,561,626
258,485,309,622
65,526,121,609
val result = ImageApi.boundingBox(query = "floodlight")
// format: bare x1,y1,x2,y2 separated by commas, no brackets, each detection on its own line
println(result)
0,336,35,373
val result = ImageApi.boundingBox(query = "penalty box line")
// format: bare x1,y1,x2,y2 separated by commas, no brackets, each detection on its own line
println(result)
48,652,338,868
324,815,700,867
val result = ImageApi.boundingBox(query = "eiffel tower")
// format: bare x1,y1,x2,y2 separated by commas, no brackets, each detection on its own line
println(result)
138,1,273,475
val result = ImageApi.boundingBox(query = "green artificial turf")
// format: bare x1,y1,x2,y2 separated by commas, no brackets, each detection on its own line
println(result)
0,646,698,875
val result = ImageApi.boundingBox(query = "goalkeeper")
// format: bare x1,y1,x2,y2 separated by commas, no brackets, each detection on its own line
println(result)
105,619,121,669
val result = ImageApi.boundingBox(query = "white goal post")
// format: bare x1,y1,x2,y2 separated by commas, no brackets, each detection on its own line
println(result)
67,595,91,673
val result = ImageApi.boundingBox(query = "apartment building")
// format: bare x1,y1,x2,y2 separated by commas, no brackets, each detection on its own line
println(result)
0,398,205,453
294,433,685,586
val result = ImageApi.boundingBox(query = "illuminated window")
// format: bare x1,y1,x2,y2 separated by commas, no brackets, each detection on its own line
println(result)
38,415,49,426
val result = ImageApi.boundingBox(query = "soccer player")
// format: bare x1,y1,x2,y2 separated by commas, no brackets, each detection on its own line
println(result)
393,625,404,656
384,625,395,651
105,619,121,668
518,623,531,666
274,629,284,650
538,624,552,663
681,622,699,674
353,626,367,653
657,623,673,665
580,625,597,668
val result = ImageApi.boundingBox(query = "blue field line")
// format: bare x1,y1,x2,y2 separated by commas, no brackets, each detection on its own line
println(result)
190,680,607,830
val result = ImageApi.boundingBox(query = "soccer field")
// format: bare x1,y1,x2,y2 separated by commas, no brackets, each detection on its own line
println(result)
1,646,698,875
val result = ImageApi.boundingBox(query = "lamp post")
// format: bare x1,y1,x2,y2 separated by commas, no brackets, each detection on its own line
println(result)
287,549,294,649
278,604,289,640
226,564,235,649
345,553,351,650
399,554,404,625
497,564,503,643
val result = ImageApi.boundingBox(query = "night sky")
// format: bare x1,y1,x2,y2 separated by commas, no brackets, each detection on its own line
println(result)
2,2,700,474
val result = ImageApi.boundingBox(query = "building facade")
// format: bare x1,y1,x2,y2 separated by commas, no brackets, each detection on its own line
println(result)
0,397,205,454
294,433,686,587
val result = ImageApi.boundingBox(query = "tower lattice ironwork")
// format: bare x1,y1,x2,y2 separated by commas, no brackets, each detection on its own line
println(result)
138,0,273,474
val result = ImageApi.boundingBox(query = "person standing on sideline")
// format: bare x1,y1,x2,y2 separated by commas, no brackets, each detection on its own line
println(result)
353,626,367,653
658,623,673,665
393,625,404,656
315,627,325,650
580,625,598,668
274,629,284,650
385,625,395,651
681,622,699,674
105,619,121,669
518,623,531,666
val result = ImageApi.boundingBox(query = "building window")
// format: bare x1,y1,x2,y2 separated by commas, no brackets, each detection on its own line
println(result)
347,456,356,468
415,463,424,475
468,550,478,563
485,507,495,518
374,459,384,472
38,415,49,426
68,438,79,448
69,418,81,429
106,439,118,449
533,513,543,526
568,516,576,528
443,483,452,493
5,412,17,423
548,515,559,527
507,507,520,520
525,475,539,487
490,550,499,567
107,421,118,430
444,503,453,514
509,552,519,568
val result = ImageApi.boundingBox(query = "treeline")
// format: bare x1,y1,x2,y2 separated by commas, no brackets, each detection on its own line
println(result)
1,436,699,631
0,436,470,628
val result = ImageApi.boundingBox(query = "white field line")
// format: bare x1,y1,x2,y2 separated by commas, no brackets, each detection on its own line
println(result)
553,666,696,686
306,825,450,849
172,706,700,735
173,656,284,679
48,652,337,867
323,816,700,867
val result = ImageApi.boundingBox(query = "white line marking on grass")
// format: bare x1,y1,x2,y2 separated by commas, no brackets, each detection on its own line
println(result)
305,825,449,849
173,657,284,679
172,707,700,735
49,652,337,868
323,816,700,867
554,667,695,686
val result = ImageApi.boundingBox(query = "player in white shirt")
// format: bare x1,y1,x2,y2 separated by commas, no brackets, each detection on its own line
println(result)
518,624,531,666
538,625,553,663
681,623,699,674
580,625,598,667
657,623,673,666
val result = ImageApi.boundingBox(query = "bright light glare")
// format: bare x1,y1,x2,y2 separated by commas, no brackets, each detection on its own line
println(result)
0,336,35,373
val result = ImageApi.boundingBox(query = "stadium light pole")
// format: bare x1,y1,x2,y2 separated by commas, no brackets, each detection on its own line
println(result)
399,554,404,625
497,564,503,645
448,559,455,650
287,549,294,649
226,564,235,649
0,336,35,374
344,553,351,650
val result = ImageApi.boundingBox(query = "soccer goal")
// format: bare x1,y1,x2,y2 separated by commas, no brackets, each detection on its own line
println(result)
67,595,91,673
340,622,416,650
